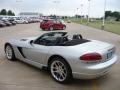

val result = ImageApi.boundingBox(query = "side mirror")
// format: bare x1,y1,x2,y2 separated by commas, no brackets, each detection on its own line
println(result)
29,40,34,45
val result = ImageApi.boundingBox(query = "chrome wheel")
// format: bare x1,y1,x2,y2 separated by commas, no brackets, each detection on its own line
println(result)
51,60,67,82
5,45,13,60
50,27,53,31
63,26,66,30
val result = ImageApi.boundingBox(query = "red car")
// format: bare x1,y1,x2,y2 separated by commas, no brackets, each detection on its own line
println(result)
40,19,66,30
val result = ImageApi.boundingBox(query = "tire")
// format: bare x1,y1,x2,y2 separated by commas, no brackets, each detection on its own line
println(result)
49,26,53,31
5,44,16,61
62,26,66,30
41,28,45,31
49,57,72,83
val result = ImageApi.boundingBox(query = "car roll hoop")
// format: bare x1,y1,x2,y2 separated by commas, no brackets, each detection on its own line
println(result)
72,34,83,39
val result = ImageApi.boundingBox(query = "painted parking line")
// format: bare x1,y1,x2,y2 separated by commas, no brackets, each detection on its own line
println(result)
92,80,99,90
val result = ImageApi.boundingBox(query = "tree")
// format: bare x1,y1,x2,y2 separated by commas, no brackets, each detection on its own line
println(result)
7,10,15,16
0,9,7,15
7,10,13,16
64,16,68,19
0,9,15,16
105,11,120,21
105,11,112,19
12,12,15,16
112,11,119,20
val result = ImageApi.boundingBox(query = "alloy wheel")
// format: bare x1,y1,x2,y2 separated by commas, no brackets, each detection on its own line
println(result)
5,45,13,60
51,60,67,82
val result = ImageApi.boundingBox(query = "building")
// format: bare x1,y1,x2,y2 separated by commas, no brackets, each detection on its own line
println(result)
19,12,43,19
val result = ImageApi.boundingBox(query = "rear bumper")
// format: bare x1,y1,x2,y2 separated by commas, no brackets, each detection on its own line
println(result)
73,71,108,79
72,55,117,79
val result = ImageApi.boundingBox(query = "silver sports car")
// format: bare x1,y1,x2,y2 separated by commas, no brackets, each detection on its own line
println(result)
4,32,117,83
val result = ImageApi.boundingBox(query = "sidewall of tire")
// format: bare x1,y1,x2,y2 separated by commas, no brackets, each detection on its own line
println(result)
63,26,66,30
5,44,16,61
49,26,53,31
49,57,72,83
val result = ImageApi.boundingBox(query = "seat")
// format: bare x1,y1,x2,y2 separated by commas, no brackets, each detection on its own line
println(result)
56,36,68,46
72,34,83,39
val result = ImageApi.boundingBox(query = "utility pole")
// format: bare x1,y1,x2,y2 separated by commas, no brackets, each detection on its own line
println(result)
16,0,23,15
53,0,60,16
102,0,107,30
76,8,79,19
87,0,91,25
80,4,83,23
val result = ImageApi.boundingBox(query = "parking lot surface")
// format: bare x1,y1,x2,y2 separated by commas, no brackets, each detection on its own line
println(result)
0,23,120,90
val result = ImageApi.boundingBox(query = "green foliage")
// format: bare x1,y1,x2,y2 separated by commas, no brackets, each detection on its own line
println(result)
105,11,120,21
105,11,112,18
0,9,7,15
0,9,15,16
7,10,15,16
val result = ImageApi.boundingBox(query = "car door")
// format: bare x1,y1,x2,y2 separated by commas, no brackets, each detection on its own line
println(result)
57,20,63,29
22,43,50,65
53,20,60,29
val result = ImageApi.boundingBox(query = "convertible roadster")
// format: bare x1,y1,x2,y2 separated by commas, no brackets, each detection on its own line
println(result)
4,32,117,83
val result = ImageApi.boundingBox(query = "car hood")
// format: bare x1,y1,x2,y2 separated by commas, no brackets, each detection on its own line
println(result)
8,37,38,47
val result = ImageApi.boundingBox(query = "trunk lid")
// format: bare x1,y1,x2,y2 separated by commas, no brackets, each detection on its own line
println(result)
74,40,114,52
71,40,116,62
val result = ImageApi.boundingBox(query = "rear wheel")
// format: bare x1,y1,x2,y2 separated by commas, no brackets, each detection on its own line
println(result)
41,28,45,30
5,44,16,61
62,26,66,30
49,57,72,83
49,26,53,31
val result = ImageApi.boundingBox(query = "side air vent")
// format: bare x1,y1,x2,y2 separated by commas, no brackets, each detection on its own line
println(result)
17,47,26,58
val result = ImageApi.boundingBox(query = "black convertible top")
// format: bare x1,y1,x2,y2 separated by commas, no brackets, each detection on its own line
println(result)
63,39,90,46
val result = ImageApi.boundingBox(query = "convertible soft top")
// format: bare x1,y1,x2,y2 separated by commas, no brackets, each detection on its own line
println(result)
63,39,90,46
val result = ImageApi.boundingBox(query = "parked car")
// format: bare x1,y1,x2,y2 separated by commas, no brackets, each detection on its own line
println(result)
4,32,117,83
8,19,16,25
26,18,33,23
40,19,66,30
0,20,6,27
2,20,12,26
33,18,42,23
22,19,29,24
67,20,71,23
14,18,28,24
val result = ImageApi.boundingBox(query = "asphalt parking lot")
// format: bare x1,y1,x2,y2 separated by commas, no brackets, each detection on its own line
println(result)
0,23,120,90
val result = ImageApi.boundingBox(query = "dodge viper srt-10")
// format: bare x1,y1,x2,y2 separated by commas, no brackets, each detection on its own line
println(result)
4,32,117,83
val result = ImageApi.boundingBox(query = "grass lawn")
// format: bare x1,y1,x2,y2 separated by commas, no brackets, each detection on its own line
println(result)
65,18,120,35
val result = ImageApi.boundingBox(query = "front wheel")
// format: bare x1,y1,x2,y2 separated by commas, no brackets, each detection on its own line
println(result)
49,26,54,31
49,57,72,83
5,44,16,61
62,26,66,30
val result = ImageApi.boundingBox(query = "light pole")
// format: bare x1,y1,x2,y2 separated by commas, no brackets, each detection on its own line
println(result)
87,0,91,25
80,4,83,23
53,0,60,16
16,0,23,15
76,8,79,19
102,0,107,30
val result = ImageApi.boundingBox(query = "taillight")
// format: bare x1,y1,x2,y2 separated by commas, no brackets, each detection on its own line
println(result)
80,52,102,61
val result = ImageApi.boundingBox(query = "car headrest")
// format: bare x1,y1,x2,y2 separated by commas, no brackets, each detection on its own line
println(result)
56,36,68,45
72,34,83,39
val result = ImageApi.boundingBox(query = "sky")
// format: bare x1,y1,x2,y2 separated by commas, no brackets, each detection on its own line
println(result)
0,0,120,18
